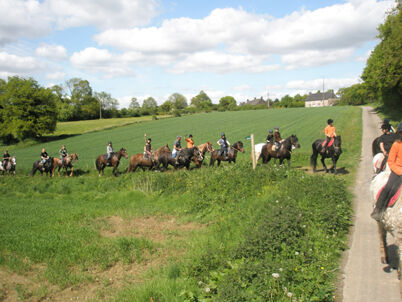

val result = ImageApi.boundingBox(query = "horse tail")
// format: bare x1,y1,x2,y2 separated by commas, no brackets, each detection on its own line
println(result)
30,162,37,176
310,142,318,167
95,158,100,171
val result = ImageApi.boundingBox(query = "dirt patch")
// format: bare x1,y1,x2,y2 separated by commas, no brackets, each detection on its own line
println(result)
98,215,204,242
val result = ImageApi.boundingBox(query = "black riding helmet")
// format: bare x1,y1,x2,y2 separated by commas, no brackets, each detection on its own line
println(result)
327,119,333,124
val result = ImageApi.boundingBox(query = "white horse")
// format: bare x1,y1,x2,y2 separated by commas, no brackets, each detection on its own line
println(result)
254,143,265,161
370,167,402,281
1,156,16,175
373,152,386,173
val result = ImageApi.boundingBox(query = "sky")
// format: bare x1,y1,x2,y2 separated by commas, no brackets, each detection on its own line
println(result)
0,0,396,108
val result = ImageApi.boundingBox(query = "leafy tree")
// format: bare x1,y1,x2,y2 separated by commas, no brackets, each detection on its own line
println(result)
362,4,401,108
191,90,213,110
129,97,140,110
168,93,188,109
142,97,158,110
160,100,173,112
337,83,373,105
95,91,119,118
219,96,237,111
0,76,57,143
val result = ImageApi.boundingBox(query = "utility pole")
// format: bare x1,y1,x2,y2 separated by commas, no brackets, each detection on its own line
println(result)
99,99,102,119
267,92,270,108
322,78,325,103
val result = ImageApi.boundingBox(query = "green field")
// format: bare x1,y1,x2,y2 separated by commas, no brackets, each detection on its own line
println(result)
9,106,361,176
0,107,362,301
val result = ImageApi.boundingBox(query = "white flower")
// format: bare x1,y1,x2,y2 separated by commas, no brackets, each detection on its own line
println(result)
205,287,210,293
295,251,299,256
302,225,306,228
279,268,283,272
287,292,293,298
272,273,280,278
276,200,279,203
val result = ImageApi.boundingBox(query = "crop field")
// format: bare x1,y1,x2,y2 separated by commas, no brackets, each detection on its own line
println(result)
0,107,362,301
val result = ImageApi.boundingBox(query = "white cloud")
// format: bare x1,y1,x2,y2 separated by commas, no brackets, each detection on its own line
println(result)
0,51,43,77
0,0,51,45
281,48,355,70
45,71,65,80
35,44,67,60
70,47,133,77
356,50,372,62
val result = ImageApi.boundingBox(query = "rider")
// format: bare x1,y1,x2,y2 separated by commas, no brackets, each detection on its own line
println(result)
185,134,194,148
383,118,396,133
59,145,68,165
371,122,402,221
40,148,49,171
172,136,183,164
107,141,114,165
378,123,398,171
217,133,230,159
273,127,282,153
2,150,10,170
322,119,337,153
266,129,274,143
144,138,153,161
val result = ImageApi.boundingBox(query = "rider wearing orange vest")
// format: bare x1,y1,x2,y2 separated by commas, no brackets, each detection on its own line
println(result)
185,134,194,148
323,119,336,153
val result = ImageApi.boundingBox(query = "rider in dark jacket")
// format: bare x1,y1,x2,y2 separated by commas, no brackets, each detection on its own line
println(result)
40,148,49,171
266,130,274,143
59,145,68,165
2,150,10,169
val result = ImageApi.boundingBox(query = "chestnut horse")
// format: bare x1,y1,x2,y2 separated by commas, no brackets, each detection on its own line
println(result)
209,141,245,167
95,148,128,176
52,153,79,177
196,142,214,167
260,135,300,168
127,145,170,173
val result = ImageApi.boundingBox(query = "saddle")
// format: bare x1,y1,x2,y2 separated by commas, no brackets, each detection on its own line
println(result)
321,138,334,148
376,185,401,208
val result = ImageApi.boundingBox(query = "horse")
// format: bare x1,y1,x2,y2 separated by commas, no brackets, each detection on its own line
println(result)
373,152,386,174
196,142,214,167
0,156,16,175
370,167,402,281
209,141,245,167
260,135,301,168
176,147,204,170
30,157,54,177
372,136,382,157
95,148,128,176
52,153,79,177
310,136,342,174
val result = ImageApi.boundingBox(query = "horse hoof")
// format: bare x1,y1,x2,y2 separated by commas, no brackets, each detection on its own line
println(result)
381,256,387,264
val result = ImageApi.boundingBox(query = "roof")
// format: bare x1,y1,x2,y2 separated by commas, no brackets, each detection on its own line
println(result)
305,91,337,102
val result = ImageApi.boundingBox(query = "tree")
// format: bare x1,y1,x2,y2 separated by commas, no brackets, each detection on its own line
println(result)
142,97,158,115
160,100,173,112
219,96,237,111
361,4,401,108
0,77,58,143
191,91,213,110
95,91,119,119
168,93,188,109
129,97,140,110
337,83,373,105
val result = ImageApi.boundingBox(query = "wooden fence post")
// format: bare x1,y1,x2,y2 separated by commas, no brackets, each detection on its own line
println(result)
251,134,256,170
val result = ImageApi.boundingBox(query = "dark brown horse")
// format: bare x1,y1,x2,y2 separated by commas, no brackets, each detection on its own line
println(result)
311,136,342,174
30,157,54,177
127,145,170,173
209,141,245,167
195,142,214,167
95,148,128,176
176,147,204,170
260,135,300,168
52,153,79,177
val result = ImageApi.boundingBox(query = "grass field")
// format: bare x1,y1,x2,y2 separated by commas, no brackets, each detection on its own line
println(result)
9,106,361,178
0,107,362,301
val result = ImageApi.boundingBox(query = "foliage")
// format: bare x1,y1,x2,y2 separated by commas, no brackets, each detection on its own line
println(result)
218,96,237,111
362,4,401,108
168,93,188,110
191,90,213,110
337,83,374,105
160,100,173,113
0,77,58,143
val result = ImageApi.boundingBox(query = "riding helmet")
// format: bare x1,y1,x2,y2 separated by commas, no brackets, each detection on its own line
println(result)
274,127,279,130
108,141,112,144
221,132,225,136
269,129,273,133
189,134,193,138
327,119,333,124
381,123,389,130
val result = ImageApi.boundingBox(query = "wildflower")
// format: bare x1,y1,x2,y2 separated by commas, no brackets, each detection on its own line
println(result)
294,267,298,272
275,200,279,203
302,225,306,228
279,268,283,272
287,292,293,298
272,273,280,278
321,266,324,270
295,251,299,256
205,287,210,293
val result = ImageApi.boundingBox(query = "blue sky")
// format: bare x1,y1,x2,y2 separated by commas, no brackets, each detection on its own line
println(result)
0,0,395,107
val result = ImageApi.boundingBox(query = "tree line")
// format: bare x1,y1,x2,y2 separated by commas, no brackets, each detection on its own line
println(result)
337,3,401,110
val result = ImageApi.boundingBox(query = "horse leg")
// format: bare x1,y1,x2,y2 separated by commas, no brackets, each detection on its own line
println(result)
209,157,215,167
70,167,73,177
378,223,388,265
321,156,328,173
332,157,337,174
217,160,221,167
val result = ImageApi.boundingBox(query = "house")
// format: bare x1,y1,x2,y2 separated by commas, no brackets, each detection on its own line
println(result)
305,91,337,108
239,97,267,106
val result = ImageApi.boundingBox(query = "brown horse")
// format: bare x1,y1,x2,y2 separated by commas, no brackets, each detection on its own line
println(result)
127,145,171,173
52,153,79,177
196,142,214,167
95,148,128,176
261,135,300,168
209,141,245,167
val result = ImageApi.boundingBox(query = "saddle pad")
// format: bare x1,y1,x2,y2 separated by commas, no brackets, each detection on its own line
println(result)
376,184,401,208
271,145,276,152
321,138,334,148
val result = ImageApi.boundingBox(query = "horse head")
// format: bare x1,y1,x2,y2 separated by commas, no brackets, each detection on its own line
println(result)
333,136,342,156
71,153,79,161
290,135,300,149
193,147,204,161
11,156,16,166
206,142,214,152
233,141,245,153
120,148,129,159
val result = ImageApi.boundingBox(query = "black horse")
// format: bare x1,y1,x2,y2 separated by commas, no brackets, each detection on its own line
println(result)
260,135,300,168
311,136,342,174
30,157,54,177
176,147,204,170
372,136,382,157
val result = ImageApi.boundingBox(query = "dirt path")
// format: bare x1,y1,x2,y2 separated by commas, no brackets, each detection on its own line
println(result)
341,106,400,301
